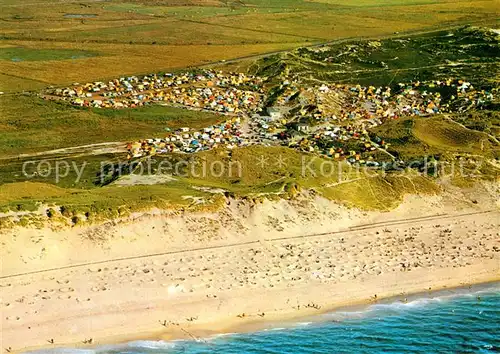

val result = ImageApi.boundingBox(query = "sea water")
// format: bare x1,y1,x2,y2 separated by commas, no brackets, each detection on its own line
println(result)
31,284,499,354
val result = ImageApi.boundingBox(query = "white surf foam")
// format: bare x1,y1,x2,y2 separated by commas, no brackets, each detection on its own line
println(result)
324,284,500,322
296,322,312,327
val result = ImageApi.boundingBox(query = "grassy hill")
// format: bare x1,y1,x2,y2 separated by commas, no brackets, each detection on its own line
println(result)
0,145,442,228
371,115,499,160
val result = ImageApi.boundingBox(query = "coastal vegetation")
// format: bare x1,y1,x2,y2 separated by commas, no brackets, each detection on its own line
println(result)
0,146,443,229
249,26,500,87
371,115,500,160
0,1,498,229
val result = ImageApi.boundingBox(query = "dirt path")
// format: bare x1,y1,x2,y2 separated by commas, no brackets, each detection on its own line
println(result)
0,142,126,161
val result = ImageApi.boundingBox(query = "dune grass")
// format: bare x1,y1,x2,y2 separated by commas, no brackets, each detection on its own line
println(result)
320,174,441,210
0,145,443,229
413,118,493,153
451,110,500,137
0,0,498,227
0,180,213,224
252,25,500,87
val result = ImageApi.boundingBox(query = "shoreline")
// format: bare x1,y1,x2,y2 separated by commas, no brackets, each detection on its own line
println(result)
217,279,500,337
2,194,499,353
23,279,500,353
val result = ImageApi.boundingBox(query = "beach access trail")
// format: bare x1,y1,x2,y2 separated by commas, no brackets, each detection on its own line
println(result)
1,194,498,352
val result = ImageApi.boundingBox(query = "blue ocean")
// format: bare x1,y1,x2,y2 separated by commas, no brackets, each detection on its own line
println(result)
35,284,499,354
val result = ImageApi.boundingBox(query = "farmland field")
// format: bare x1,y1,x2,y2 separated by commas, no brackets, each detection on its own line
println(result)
0,47,98,61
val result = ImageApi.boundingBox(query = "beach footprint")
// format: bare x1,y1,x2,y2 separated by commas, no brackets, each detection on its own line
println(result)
90,285,108,292
58,287,75,293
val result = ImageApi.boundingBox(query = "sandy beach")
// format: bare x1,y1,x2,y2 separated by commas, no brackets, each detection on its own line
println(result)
1,191,499,352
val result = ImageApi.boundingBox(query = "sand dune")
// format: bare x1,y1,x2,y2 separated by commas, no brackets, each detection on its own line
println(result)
1,193,499,352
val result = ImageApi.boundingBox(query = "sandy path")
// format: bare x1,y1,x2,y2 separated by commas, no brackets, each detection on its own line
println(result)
1,209,498,352
0,142,126,161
